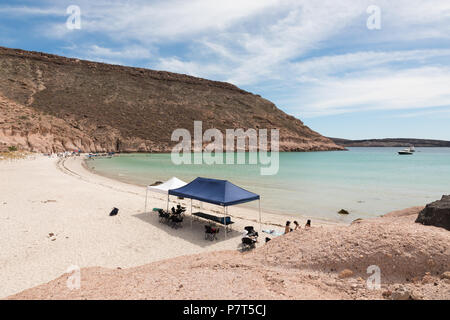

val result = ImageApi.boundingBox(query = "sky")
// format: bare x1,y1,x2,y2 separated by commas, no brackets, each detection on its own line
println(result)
1,0,450,140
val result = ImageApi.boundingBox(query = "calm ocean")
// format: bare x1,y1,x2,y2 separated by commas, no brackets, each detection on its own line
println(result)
86,148,450,223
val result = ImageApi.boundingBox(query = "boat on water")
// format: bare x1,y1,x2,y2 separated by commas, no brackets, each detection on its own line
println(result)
398,147,414,155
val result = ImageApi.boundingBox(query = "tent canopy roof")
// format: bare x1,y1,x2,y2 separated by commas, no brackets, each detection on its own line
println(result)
147,177,187,194
168,177,260,206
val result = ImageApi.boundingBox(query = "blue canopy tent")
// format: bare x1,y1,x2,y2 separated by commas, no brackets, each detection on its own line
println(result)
168,177,261,237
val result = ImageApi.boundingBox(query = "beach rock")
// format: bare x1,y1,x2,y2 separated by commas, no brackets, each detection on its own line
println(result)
421,274,434,284
391,285,411,300
415,195,450,231
338,209,350,215
382,290,392,298
440,271,450,280
410,290,423,300
338,269,354,279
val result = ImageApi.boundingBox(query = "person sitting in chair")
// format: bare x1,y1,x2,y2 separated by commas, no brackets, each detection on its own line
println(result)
284,221,292,234
305,219,311,228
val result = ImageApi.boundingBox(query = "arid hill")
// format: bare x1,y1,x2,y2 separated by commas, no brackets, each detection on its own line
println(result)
0,46,343,153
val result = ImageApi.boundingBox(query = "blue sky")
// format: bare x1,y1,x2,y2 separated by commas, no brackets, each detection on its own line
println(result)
1,0,450,140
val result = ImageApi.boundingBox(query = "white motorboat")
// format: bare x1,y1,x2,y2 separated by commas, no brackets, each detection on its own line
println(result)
398,148,413,155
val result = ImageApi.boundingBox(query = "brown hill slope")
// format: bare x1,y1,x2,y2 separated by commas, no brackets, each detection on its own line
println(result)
0,46,343,153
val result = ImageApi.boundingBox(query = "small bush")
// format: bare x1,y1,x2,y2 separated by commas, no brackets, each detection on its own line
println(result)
8,146,18,152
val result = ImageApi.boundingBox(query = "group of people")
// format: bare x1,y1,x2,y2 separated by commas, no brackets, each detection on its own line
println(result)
284,219,311,234
43,150,81,158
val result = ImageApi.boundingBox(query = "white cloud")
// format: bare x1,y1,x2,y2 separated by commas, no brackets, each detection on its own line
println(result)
61,0,282,41
0,5,63,16
155,57,227,78
287,66,450,117
291,49,450,79
392,108,450,119
86,45,152,60
150,0,450,86
156,0,368,84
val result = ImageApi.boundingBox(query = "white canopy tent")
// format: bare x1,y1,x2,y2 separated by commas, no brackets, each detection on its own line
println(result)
144,177,187,212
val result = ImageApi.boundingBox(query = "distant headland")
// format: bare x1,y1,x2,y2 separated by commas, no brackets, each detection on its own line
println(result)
330,137,450,148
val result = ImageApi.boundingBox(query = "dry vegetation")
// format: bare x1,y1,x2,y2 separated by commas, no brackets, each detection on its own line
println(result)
0,150,31,161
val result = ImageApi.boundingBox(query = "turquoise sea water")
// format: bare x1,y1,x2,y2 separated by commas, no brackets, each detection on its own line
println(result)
86,148,450,223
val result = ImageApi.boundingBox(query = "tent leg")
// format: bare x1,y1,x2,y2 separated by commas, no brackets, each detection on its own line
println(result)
166,194,169,212
259,199,262,233
190,199,193,229
145,188,148,213
224,206,227,239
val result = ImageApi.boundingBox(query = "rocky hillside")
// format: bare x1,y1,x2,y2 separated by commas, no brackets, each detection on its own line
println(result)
331,137,450,148
0,46,342,153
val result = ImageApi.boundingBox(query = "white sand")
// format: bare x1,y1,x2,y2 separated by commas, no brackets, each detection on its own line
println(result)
0,155,332,298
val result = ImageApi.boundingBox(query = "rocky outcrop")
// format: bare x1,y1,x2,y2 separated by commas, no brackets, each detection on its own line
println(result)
0,46,344,153
416,196,450,231
0,95,154,153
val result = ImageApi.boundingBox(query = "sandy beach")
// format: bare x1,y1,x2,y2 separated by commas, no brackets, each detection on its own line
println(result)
2,155,449,300
0,155,327,298
7,205,450,300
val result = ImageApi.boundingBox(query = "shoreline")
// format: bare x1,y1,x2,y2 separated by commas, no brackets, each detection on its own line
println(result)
81,149,450,224
82,156,346,227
